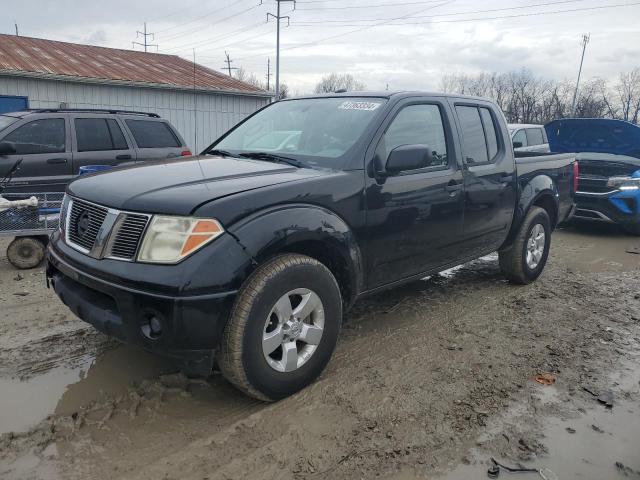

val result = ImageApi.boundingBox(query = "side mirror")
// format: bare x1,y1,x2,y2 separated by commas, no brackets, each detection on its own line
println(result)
385,144,433,174
0,141,16,156
513,141,523,149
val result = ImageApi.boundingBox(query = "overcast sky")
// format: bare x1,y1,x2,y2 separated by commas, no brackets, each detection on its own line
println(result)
2,0,639,94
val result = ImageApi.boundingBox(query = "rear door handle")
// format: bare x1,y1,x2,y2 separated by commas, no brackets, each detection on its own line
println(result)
116,154,132,160
445,180,463,194
47,158,67,164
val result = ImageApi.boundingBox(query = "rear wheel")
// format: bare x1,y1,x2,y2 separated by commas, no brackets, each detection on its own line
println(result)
499,207,551,285
7,236,46,269
218,254,342,401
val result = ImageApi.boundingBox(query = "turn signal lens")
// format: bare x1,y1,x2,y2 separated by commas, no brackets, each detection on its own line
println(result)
137,216,224,264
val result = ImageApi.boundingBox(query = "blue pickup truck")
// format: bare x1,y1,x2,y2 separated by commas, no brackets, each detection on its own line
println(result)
546,118,640,235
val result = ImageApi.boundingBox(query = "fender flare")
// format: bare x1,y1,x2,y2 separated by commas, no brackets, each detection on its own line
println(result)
228,204,364,304
503,175,559,247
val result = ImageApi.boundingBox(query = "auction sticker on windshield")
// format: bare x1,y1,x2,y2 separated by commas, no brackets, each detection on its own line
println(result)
338,101,382,111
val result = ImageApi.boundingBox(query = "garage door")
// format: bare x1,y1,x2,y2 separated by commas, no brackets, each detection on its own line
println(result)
0,95,28,114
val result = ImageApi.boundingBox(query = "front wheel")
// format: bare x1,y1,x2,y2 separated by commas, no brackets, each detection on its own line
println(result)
218,254,342,401
499,206,551,285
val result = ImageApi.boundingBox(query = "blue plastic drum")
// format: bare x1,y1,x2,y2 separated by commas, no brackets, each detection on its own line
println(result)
79,165,113,175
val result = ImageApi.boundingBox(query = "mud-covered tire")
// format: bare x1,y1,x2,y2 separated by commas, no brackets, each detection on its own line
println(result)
499,207,551,285
218,254,342,401
7,236,46,270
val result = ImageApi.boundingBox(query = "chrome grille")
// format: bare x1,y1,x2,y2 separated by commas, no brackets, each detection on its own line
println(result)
108,214,150,260
67,198,108,251
577,175,613,194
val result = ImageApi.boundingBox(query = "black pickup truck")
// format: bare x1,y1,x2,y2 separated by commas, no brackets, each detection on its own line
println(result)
46,92,576,401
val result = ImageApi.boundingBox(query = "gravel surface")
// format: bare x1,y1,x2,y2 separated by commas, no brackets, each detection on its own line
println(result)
0,222,639,480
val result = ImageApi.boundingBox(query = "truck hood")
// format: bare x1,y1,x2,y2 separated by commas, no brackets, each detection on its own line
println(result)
545,119,640,159
67,155,325,215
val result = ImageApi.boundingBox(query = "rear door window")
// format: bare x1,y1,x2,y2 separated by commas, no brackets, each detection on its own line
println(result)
125,120,180,148
3,118,65,154
455,106,488,164
75,118,129,152
526,128,545,146
479,108,499,160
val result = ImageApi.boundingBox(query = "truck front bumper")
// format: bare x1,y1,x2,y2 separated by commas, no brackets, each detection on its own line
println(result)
574,189,640,228
46,233,242,376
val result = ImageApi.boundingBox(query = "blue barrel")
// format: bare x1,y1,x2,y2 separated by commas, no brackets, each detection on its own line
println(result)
79,165,113,175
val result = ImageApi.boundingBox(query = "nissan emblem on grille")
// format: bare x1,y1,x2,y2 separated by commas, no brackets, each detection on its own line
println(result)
76,210,91,239
65,197,150,261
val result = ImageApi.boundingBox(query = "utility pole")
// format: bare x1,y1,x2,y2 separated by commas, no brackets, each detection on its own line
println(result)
14,22,18,36
132,22,157,52
570,33,590,117
222,51,238,77
267,0,296,100
266,58,273,91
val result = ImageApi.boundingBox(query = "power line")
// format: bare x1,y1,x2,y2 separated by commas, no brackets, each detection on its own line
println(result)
295,0,445,10
291,0,588,24
235,0,639,62
160,3,262,45
155,0,252,35
132,23,158,52
162,20,270,55
236,0,453,61
291,1,640,27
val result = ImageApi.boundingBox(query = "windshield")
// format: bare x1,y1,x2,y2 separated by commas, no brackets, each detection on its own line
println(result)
0,115,17,132
210,97,387,167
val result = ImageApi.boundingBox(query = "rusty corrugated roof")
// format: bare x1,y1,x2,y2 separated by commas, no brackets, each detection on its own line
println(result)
0,34,268,95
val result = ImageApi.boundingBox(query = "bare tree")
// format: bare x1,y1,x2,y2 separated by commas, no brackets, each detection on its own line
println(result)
439,68,640,125
234,67,264,89
614,68,640,124
314,73,366,94
278,83,290,100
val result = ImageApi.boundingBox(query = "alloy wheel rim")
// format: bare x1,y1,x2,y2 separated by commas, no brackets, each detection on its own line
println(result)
262,288,325,373
526,223,546,270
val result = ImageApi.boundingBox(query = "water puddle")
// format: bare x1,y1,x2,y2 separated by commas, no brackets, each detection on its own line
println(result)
0,345,176,434
556,224,640,273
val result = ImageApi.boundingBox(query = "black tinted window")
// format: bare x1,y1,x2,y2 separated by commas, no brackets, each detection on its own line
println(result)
526,128,545,146
480,108,499,160
380,104,448,168
4,119,65,154
75,118,112,151
75,118,129,152
108,119,128,150
456,106,488,164
125,120,180,148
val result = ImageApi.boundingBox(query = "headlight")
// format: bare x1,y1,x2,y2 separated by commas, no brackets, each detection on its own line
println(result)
137,216,224,264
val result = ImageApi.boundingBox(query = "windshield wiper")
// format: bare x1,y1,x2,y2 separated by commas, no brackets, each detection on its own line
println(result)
207,149,240,158
238,152,307,168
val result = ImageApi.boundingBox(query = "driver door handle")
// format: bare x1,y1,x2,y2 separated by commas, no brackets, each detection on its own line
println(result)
47,158,68,164
445,180,463,195
500,174,514,183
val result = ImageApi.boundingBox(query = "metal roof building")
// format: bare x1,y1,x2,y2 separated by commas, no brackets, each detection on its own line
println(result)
0,34,271,152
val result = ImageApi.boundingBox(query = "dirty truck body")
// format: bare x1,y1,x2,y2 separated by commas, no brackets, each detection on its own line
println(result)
46,92,576,400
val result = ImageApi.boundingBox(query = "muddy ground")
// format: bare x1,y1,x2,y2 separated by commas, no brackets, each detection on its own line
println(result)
0,222,639,480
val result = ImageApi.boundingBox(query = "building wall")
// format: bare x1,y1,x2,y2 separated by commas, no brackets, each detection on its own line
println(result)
0,76,270,152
